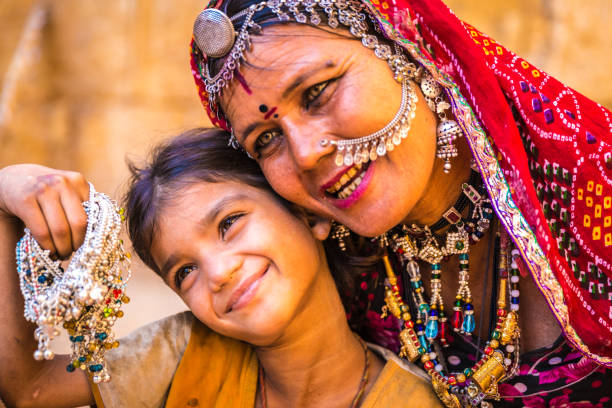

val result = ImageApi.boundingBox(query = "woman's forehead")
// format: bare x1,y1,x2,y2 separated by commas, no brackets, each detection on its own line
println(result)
220,24,357,117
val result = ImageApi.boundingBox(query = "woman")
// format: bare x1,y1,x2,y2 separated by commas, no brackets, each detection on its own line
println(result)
188,0,612,406
0,128,442,407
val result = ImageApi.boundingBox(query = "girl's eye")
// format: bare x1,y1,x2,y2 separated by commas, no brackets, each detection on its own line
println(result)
175,265,196,289
305,80,330,108
219,213,244,239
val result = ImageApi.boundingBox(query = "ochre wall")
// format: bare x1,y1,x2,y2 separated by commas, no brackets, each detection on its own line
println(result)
1,1,610,344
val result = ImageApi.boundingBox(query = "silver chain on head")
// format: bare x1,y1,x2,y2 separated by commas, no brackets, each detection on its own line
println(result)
193,0,463,169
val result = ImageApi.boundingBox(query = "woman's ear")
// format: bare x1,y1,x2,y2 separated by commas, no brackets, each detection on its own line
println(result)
307,213,332,241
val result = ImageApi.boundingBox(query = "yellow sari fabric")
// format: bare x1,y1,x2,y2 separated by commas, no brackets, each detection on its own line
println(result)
165,319,442,407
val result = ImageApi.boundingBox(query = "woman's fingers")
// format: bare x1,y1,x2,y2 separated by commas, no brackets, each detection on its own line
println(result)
58,174,89,251
0,165,91,257
35,180,74,258
20,195,58,255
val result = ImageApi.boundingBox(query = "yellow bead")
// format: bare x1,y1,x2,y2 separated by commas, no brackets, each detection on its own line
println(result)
121,296,130,303
457,373,467,383
489,339,499,349
116,310,124,318
105,343,113,349
113,341,120,348
421,354,431,363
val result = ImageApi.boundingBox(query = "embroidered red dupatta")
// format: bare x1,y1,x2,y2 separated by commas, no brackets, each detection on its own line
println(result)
190,0,612,367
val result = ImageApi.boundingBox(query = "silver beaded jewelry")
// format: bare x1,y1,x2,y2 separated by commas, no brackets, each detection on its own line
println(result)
16,184,131,383
192,0,464,169
320,79,418,167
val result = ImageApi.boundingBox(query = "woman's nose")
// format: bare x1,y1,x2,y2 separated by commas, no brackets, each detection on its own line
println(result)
284,119,335,171
207,254,243,293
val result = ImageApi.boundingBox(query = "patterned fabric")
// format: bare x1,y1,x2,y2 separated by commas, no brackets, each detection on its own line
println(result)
188,0,612,367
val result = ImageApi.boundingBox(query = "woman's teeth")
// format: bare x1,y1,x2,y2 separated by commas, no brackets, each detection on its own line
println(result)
326,164,367,199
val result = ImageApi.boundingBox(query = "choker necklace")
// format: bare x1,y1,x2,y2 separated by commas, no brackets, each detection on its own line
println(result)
258,336,370,408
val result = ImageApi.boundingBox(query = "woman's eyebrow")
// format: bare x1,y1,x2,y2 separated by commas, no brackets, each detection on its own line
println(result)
238,60,336,143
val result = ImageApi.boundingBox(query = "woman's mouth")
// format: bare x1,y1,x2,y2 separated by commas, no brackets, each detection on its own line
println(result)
324,162,370,199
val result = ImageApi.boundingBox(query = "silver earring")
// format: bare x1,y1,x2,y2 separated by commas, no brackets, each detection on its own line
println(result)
420,73,463,174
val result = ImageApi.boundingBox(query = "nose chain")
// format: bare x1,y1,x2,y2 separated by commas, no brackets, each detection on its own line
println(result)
320,78,418,167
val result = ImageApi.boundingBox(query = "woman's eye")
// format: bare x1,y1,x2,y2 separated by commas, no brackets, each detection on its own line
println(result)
219,213,244,239
255,130,281,150
305,80,330,108
175,265,196,289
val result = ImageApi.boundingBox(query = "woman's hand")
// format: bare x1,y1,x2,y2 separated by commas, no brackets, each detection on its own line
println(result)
0,164,94,407
0,164,90,258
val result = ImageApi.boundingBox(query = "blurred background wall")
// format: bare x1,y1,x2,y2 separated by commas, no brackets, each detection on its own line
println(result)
1,0,610,350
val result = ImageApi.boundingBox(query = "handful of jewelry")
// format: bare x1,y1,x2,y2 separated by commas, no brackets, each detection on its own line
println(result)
15,184,131,383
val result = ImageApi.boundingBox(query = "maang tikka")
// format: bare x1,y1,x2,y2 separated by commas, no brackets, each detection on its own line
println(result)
193,0,464,171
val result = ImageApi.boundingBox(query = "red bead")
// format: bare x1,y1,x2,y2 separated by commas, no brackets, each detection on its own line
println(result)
424,361,434,370
392,285,399,292
438,320,452,347
497,309,507,317
405,320,414,328
451,310,463,331
448,376,457,385
485,347,493,355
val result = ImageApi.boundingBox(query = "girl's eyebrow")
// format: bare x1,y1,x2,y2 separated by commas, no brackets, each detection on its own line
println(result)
159,192,250,279
238,60,336,143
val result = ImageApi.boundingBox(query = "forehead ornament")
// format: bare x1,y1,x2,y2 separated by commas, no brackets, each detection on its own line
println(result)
193,8,237,58
192,0,417,105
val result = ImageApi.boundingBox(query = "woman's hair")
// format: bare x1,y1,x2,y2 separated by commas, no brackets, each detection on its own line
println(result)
124,127,381,329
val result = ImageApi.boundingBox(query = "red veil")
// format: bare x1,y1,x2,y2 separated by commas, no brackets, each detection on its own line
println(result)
190,0,612,366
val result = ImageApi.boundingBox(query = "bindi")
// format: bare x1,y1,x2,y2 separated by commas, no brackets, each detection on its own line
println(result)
264,106,278,120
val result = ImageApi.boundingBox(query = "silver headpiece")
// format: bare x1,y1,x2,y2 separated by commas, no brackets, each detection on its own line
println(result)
192,0,417,104
192,0,463,170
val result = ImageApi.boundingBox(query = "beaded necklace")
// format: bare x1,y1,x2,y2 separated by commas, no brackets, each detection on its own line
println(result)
376,174,522,407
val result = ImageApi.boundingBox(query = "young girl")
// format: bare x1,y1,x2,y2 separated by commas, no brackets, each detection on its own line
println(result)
0,128,441,407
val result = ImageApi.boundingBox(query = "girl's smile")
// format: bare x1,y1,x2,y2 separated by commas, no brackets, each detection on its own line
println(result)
150,180,331,346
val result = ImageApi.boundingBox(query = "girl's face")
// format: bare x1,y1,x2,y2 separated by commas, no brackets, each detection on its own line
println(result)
150,180,331,346
221,24,438,237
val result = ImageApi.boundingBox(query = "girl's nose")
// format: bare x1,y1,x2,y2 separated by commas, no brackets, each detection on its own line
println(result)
207,254,243,293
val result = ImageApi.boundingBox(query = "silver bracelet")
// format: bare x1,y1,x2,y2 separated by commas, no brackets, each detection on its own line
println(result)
16,183,131,383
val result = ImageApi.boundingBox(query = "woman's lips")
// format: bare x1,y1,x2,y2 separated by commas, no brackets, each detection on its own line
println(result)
225,264,269,313
325,161,375,209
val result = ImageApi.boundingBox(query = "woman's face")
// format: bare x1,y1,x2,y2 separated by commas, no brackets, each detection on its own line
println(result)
150,180,330,346
221,24,438,237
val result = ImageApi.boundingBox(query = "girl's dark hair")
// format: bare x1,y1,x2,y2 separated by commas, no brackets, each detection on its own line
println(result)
124,128,274,275
124,127,381,329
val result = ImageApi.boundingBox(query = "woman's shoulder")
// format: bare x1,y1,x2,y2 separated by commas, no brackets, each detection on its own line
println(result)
362,343,444,408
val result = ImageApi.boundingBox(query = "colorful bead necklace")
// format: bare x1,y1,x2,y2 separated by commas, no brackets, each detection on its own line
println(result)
377,174,521,407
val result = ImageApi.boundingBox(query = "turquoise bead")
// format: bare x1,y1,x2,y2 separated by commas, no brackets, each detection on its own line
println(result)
425,319,439,340
418,334,428,349
462,314,475,333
